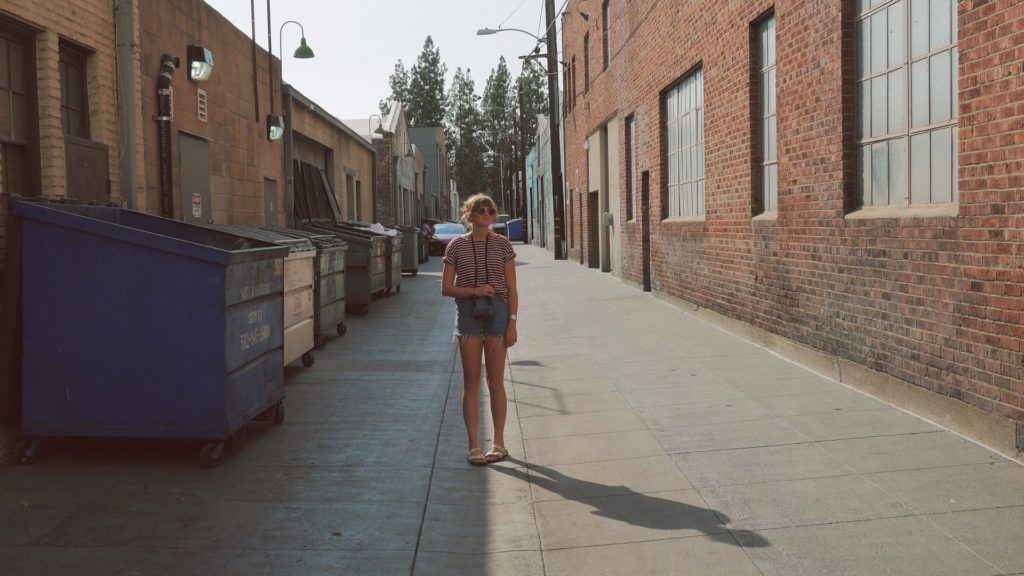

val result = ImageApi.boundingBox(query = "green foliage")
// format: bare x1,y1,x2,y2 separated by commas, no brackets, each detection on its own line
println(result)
379,60,409,119
446,67,487,199
406,36,448,128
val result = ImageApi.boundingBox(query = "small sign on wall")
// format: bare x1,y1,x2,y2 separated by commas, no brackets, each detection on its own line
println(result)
192,193,202,218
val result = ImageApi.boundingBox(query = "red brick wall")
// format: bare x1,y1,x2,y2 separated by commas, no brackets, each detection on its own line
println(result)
562,0,1024,425
374,135,396,226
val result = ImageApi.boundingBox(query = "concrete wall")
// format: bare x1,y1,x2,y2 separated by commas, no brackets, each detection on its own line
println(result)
561,0,1024,455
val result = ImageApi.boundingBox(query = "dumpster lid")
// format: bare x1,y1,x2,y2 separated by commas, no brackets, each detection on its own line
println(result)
202,224,315,254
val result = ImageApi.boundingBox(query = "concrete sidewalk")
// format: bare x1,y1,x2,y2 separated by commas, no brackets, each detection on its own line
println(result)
2,244,1023,575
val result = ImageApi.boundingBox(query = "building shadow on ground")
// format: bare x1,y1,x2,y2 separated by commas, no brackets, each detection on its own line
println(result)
493,457,770,548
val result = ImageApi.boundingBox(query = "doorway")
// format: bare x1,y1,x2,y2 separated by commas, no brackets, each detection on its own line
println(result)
178,133,210,224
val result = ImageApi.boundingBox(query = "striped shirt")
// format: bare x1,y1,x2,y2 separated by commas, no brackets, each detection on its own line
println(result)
443,233,516,302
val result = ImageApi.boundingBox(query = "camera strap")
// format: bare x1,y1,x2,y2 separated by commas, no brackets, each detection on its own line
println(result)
470,233,489,289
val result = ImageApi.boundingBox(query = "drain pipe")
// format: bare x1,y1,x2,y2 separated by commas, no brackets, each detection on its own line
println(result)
156,54,178,218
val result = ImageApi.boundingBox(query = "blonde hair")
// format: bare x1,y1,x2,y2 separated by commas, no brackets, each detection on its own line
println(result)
459,193,498,227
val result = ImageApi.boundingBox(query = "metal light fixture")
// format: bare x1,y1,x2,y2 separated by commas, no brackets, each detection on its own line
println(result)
267,114,285,141
187,45,214,82
293,36,314,59
578,10,591,21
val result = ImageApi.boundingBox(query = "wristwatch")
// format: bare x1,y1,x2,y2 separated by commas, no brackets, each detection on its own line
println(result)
509,314,518,321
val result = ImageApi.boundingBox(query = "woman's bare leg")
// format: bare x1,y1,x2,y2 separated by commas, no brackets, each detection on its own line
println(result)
483,336,508,448
458,336,485,451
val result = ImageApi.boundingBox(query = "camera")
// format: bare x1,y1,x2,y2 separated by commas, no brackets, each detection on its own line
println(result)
472,296,494,319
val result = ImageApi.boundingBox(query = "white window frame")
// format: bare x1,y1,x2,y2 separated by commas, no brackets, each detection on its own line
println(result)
758,15,778,214
855,0,958,207
664,67,704,219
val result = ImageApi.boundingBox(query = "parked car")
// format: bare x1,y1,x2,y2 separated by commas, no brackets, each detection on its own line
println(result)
429,222,467,255
490,213,510,236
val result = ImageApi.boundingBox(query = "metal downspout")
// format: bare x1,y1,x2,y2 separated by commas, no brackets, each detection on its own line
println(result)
156,55,178,218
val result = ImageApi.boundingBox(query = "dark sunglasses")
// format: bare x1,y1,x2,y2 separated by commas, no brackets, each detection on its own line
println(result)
475,207,496,215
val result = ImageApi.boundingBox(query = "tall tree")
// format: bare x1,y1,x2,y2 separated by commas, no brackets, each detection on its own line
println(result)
406,36,448,127
379,60,410,118
481,57,514,210
446,67,487,200
517,62,548,155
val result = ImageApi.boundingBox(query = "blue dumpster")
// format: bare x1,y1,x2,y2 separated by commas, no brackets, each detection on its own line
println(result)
506,218,526,242
12,200,290,467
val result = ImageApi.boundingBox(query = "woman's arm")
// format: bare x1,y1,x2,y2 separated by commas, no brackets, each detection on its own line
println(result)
504,258,518,347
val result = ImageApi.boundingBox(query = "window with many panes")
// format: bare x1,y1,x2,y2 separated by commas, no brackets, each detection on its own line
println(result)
625,115,635,221
59,42,89,139
0,29,31,195
602,1,611,70
664,67,704,218
757,15,778,214
856,0,958,207
583,33,591,92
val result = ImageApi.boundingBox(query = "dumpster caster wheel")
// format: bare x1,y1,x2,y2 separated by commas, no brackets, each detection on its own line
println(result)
315,335,327,349
336,323,347,336
229,425,247,448
198,442,225,469
273,400,285,425
15,438,39,465
301,352,315,367
396,285,402,293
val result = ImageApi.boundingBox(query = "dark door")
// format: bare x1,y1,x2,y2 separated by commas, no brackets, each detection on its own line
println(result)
178,133,210,224
641,171,651,291
587,190,600,268
264,178,278,226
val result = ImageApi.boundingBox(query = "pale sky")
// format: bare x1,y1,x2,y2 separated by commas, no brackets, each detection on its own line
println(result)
202,0,563,121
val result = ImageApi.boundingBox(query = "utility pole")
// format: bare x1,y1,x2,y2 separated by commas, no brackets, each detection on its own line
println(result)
545,0,567,259
518,80,527,223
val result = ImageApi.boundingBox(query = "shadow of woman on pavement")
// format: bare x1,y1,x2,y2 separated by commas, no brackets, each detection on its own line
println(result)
492,457,770,548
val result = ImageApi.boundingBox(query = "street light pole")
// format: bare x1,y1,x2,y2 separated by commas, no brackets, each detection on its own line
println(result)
476,14,566,258
543,0,567,259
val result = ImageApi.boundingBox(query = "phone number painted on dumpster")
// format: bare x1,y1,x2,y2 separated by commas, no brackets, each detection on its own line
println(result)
240,308,271,351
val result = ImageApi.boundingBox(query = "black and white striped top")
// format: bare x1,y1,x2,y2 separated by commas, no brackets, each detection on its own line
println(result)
443,233,516,302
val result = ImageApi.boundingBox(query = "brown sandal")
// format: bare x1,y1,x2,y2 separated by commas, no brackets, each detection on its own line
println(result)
484,446,508,463
467,448,488,466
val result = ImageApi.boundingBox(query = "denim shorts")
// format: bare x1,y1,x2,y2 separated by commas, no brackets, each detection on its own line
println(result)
454,297,510,340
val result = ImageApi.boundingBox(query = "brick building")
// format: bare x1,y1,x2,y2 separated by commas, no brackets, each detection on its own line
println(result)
561,0,1023,459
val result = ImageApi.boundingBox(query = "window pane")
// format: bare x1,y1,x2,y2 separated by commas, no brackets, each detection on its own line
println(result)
12,93,26,141
871,11,888,75
858,80,871,140
768,164,779,212
698,180,705,215
872,142,890,206
930,0,951,50
931,126,953,203
910,132,930,204
0,90,10,137
767,115,777,162
888,69,906,132
856,0,870,16
697,108,703,142
872,75,888,137
9,43,23,92
911,59,930,127
888,1,906,67
766,17,776,66
889,137,907,204
697,143,704,179
951,47,959,114
911,0,930,58
768,68,777,115
859,144,872,204
856,20,869,78
696,70,703,107
929,50,952,123
0,41,8,89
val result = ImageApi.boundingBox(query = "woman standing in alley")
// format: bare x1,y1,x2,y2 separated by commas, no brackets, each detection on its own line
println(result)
441,193,518,466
